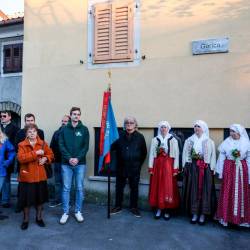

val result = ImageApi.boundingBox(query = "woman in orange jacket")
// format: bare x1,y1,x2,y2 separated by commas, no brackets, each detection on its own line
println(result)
17,124,54,230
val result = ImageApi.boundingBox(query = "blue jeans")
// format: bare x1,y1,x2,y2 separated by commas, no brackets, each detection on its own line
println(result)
62,164,86,214
1,173,10,204
53,162,63,202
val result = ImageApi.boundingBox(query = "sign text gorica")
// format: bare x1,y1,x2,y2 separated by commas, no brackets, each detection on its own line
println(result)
192,38,229,55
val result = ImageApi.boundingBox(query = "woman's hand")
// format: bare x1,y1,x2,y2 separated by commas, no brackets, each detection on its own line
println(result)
36,149,44,156
39,157,47,165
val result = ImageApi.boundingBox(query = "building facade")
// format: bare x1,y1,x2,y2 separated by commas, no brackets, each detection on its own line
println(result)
22,0,250,204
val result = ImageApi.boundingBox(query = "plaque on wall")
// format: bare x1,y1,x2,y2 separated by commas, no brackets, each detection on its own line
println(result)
192,37,229,55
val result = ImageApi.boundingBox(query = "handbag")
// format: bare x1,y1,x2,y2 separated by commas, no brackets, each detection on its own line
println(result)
42,142,53,179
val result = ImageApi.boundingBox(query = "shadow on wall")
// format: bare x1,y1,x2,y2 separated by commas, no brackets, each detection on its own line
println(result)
141,0,250,21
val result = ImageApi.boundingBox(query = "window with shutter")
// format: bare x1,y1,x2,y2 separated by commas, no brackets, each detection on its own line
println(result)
3,43,23,74
93,1,134,64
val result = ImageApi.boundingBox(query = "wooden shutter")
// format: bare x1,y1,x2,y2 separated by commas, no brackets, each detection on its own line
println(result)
93,3,112,63
111,2,134,62
93,1,134,64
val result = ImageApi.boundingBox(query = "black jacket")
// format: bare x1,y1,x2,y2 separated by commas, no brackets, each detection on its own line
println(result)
15,128,44,151
115,130,147,177
50,126,63,163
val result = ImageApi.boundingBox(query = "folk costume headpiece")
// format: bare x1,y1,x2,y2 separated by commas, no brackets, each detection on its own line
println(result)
193,120,209,137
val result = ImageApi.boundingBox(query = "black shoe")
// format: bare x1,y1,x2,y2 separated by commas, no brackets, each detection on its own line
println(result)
130,208,141,218
0,214,9,220
154,209,161,219
2,203,10,208
190,214,198,224
110,207,122,215
36,218,45,227
163,213,171,221
21,221,29,230
154,214,161,219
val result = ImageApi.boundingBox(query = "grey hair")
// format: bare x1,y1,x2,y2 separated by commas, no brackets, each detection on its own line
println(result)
123,116,138,130
0,128,7,144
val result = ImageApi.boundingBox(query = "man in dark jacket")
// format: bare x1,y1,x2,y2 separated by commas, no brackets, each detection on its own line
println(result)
0,110,19,207
59,107,89,224
49,115,70,207
15,113,44,149
111,116,147,217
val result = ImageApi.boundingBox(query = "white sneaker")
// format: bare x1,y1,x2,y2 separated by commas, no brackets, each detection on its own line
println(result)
75,211,84,223
59,213,69,225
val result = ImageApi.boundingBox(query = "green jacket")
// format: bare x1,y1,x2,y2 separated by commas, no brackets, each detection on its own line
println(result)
59,121,89,165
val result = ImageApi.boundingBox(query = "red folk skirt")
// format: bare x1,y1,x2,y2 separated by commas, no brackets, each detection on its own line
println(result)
149,153,180,209
216,159,250,225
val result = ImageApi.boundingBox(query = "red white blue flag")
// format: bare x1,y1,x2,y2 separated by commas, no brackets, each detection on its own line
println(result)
98,90,119,173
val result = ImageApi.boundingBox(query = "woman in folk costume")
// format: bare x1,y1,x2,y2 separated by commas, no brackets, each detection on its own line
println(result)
148,121,180,220
216,124,250,227
182,120,216,225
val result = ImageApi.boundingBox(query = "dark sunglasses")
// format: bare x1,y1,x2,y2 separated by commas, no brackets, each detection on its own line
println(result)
0,115,7,118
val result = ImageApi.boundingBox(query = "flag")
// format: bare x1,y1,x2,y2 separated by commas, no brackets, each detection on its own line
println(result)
98,90,119,173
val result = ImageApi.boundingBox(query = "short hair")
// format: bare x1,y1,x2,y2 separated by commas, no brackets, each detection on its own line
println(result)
24,113,35,121
123,116,138,129
70,107,81,115
24,124,38,134
0,110,11,116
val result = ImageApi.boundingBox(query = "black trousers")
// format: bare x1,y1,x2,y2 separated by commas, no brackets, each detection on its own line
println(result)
115,174,140,209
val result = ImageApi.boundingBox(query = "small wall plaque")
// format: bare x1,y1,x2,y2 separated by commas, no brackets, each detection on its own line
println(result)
192,38,229,55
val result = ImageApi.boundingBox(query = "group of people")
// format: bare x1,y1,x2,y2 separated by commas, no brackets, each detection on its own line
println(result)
111,118,250,229
0,108,250,231
0,107,89,230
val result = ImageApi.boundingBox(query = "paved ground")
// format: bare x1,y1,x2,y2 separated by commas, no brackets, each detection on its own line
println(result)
0,201,249,250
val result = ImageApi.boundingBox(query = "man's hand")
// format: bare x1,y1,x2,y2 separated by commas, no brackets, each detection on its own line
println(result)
69,158,79,166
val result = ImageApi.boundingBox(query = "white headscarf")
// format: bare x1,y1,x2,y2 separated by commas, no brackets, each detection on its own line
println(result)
192,120,209,154
193,120,209,137
157,121,171,137
230,124,249,141
156,121,172,150
218,124,250,154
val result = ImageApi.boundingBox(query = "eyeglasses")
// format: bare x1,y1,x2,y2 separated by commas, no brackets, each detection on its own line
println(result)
194,125,201,128
0,115,7,118
125,122,135,125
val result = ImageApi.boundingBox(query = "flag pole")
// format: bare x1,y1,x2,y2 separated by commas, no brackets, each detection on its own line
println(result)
107,69,111,219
